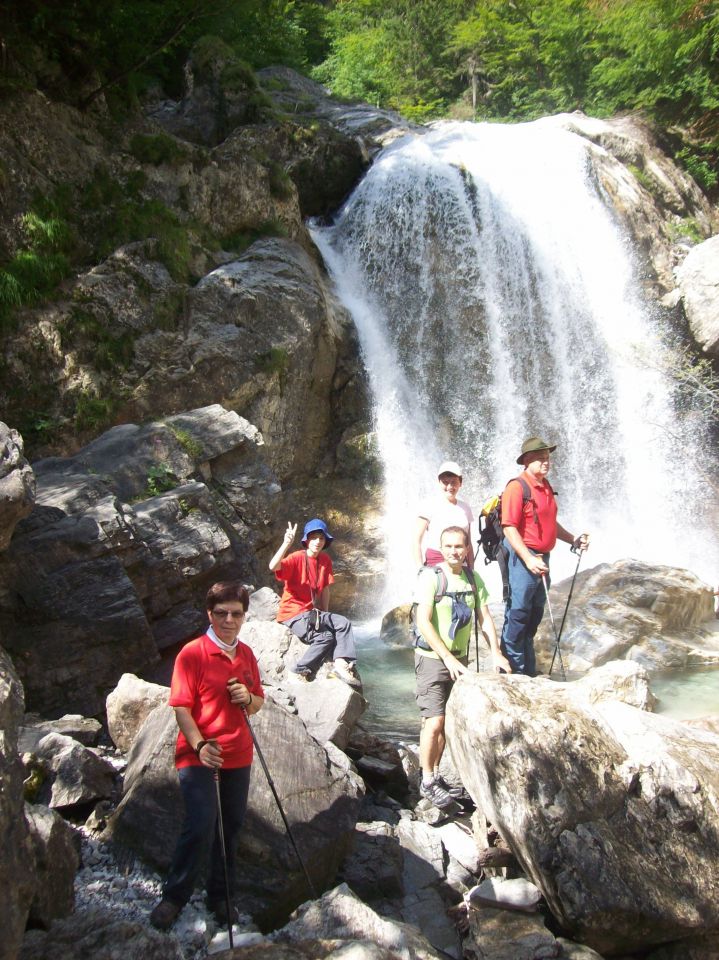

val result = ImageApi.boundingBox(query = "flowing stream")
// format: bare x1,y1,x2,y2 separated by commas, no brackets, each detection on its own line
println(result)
310,118,719,728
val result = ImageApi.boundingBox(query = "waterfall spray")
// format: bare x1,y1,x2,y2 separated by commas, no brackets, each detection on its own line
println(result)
312,119,717,611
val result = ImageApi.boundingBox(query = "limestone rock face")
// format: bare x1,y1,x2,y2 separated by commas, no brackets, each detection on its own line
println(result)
105,698,365,926
25,803,80,927
675,235,719,357
446,672,719,954
534,559,716,676
0,405,279,716
549,113,716,298
0,423,35,550
133,238,366,482
0,646,35,960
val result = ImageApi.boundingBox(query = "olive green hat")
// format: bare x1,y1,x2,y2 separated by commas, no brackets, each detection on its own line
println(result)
517,436,557,464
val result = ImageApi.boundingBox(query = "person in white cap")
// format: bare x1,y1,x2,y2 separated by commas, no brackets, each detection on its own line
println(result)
412,461,474,570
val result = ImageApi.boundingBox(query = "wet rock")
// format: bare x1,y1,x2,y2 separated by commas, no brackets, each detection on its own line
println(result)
534,559,716,676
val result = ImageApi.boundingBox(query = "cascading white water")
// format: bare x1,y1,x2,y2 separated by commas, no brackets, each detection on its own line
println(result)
312,119,718,609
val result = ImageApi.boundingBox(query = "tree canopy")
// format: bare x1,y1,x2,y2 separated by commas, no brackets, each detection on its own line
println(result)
1,0,716,187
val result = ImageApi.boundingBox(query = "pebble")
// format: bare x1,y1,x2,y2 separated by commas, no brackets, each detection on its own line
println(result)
70,828,260,958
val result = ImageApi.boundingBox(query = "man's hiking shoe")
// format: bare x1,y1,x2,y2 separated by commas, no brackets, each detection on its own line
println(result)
420,777,457,810
150,899,181,931
292,667,314,682
328,661,362,689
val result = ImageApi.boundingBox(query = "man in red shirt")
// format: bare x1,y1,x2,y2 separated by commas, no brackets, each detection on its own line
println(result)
500,437,588,676
150,581,264,931
269,518,360,688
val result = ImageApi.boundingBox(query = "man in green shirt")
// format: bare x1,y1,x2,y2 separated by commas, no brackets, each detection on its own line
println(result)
415,525,511,809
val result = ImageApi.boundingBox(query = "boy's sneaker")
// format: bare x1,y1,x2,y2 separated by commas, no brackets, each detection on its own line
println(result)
435,774,465,799
419,777,456,810
328,661,362,690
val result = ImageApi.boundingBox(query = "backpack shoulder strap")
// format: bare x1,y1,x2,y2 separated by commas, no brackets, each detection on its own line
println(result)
513,475,532,503
433,566,448,602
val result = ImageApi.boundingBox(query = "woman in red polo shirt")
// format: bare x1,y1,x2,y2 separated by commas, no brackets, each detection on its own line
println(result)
150,581,264,931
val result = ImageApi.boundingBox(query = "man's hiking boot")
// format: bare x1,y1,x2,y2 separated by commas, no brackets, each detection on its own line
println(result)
150,899,181,931
328,660,362,690
420,777,456,810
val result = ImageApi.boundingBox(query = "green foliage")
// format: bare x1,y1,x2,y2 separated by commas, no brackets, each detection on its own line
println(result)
676,144,719,192
219,218,288,253
169,426,203,460
667,216,704,244
267,162,294,199
130,132,188,166
61,310,136,371
145,463,178,497
254,346,290,393
74,390,117,433
627,163,656,193
0,201,76,328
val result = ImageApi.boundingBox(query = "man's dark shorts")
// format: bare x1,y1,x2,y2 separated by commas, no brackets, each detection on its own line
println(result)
414,652,468,718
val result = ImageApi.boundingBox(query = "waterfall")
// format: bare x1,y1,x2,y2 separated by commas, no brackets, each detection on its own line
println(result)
311,119,718,608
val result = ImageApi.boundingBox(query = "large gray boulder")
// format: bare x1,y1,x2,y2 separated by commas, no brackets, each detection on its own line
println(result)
25,803,80,927
0,647,35,960
0,405,280,717
534,559,716,676
0,423,35,551
241,619,367,748
106,673,169,751
272,883,445,960
19,729,116,810
675,235,719,357
105,697,365,927
446,672,719,955
19,907,184,960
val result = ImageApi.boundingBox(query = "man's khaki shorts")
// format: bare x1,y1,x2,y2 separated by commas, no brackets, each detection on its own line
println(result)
414,652,468,718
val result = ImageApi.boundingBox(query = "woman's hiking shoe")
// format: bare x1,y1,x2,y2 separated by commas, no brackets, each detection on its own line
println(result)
149,899,181,931
420,777,457,810
208,899,240,925
328,661,362,689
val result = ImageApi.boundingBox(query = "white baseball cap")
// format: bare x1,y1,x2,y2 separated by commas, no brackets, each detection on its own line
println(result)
437,460,463,478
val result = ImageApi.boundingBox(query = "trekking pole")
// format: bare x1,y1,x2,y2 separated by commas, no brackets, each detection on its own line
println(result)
242,708,318,899
541,574,566,681
213,770,234,950
549,546,583,676
473,607,480,673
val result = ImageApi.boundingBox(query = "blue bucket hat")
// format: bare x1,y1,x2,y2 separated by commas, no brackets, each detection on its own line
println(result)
301,518,334,546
